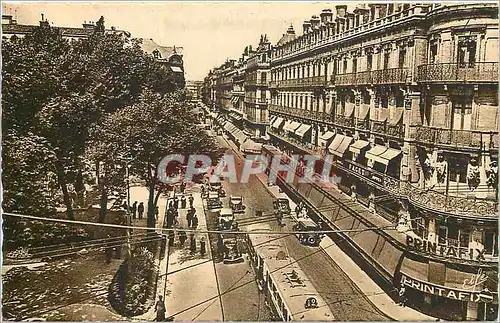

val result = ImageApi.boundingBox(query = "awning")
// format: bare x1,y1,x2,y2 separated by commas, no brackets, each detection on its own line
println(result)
224,121,232,132
320,131,336,141
390,109,404,126
241,139,263,153
282,121,292,131
269,115,277,124
344,104,355,118
286,121,301,132
328,135,353,157
366,145,388,164
378,147,402,165
170,66,183,73
272,117,284,129
349,140,370,155
294,124,312,138
357,105,370,120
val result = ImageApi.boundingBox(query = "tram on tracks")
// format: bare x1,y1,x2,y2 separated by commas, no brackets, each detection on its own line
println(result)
244,223,335,321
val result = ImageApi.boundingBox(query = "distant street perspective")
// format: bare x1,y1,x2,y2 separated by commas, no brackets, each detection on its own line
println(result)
2,2,499,322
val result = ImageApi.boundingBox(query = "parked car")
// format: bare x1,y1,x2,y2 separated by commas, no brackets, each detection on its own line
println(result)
216,208,237,231
207,191,222,210
229,196,246,213
209,181,226,197
273,198,291,215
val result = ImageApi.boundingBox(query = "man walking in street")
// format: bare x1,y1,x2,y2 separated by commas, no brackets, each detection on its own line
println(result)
132,201,138,219
186,208,193,228
138,202,145,220
189,195,194,208
155,295,166,321
178,229,187,247
191,213,199,230
189,233,196,254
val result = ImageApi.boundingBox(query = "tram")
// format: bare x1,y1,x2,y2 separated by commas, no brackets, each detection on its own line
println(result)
245,223,335,321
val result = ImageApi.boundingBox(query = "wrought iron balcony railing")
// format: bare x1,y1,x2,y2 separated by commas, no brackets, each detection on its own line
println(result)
268,104,331,123
245,97,268,105
245,79,268,86
332,67,409,86
411,125,498,149
417,62,498,83
268,76,327,88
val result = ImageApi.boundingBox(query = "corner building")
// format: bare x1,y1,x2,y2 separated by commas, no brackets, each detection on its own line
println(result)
267,4,498,321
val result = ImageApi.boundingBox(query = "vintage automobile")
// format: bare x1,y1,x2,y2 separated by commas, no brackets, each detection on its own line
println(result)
292,218,323,247
216,208,237,231
273,198,291,215
219,233,244,264
207,191,222,210
209,181,226,197
229,196,246,213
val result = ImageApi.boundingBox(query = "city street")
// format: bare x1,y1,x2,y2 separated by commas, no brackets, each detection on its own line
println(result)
215,135,390,321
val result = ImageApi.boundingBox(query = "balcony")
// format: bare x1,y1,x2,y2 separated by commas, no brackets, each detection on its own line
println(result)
371,120,405,139
245,97,268,105
332,68,409,86
337,159,498,218
245,79,268,86
268,104,331,123
417,62,498,83
269,76,327,89
412,125,498,150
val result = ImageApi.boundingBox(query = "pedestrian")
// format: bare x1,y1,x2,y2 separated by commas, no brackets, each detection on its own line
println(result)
398,286,407,307
295,204,300,217
179,229,187,247
180,182,186,194
189,195,194,208
201,185,205,197
189,233,196,254
132,201,138,219
200,237,206,256
155,295,166,321
191,213,199,230
166,208,174,228
217,234,224,259
173,197,179,209
186,208,193,228
168,200,174,211
155,206,160,222
181,196,187,209
138,202,145,219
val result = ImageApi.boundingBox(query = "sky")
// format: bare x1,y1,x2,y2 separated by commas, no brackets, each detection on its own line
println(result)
2,1,357,81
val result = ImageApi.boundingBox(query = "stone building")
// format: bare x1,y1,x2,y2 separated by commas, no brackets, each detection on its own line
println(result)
204,3,498,321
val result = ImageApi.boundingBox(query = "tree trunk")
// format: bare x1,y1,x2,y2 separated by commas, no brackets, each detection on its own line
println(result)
146,166,156,230
99,188,108,223
55,160,74,220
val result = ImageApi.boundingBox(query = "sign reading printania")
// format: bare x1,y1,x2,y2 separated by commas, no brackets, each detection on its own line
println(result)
401,274,495,303
406,235,487,261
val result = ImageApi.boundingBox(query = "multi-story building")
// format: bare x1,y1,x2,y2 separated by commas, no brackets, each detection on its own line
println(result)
2,14,131,40
244,35,272,139
205,3,498,321
186,80,203,101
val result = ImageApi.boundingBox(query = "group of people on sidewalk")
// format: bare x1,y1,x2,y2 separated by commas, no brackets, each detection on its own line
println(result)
127,201,160,222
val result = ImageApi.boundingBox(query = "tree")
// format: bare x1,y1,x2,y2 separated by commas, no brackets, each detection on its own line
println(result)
91,91,223,228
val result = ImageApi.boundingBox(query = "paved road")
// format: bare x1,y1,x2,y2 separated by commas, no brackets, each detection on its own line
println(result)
215,135,390,321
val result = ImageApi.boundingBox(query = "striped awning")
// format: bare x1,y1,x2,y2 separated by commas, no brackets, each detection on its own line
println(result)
349,140,370,155
320,131,335,141
285,121,301,132
328,135,353,158
366,145,402,165
272,117,284,129
295,124,312,138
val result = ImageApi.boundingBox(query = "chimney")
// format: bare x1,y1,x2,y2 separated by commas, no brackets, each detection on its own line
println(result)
320,9,333,23
302,20,311,34
335,5,347,18
310,15,320,28
286,24,295,35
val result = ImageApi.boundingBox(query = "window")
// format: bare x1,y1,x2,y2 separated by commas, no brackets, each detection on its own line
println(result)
352,57,358,73
449,157,468,184
398,48,406,68
367,54,373,71
383,51,391,69
261,72,266,83
429,41,438,63
459,228,470,249
452,98,473,130
262,54,267,62
343,59,348,73
447,225,459,247
457,36,477,67
484,230,498,256
414,217,429,239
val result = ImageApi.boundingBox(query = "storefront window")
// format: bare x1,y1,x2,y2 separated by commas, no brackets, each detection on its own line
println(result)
459,228,470,249
438,226,448,245
484,230,498,256
447,225,459,247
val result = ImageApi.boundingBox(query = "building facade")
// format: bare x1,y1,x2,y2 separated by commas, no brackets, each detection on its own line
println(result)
205,3,498,321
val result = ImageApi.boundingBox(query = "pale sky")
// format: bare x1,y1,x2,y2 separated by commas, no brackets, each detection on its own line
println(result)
2,1,358,81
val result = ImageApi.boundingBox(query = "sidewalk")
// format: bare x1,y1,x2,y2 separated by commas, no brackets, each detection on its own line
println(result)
131,187,172,321
162,191,223,321
220,134,437,321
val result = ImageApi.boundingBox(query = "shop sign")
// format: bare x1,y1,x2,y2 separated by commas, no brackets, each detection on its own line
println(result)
349,163,371,178
406,235,486,261
401,274,496,303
